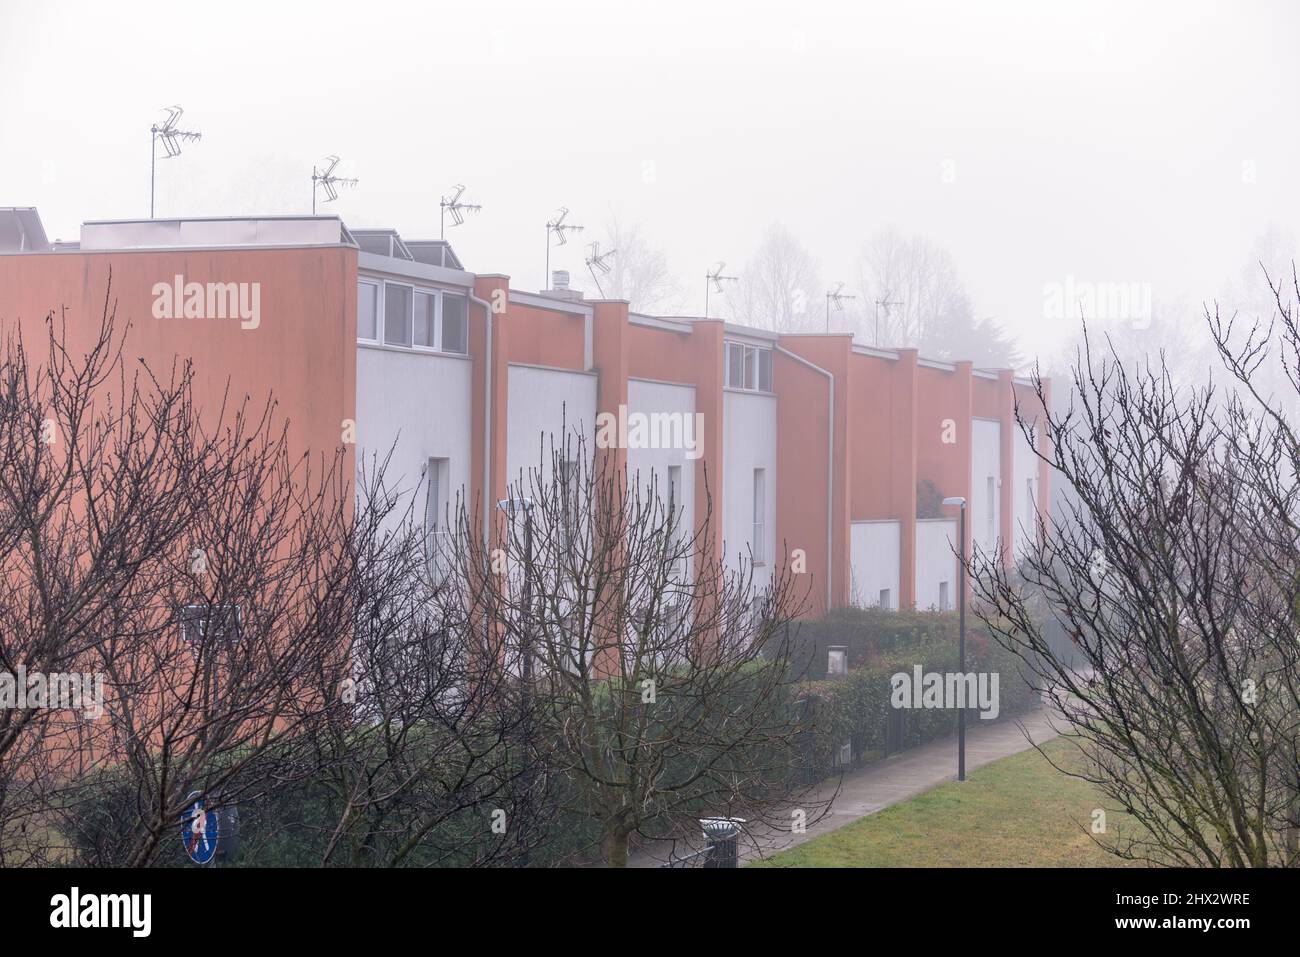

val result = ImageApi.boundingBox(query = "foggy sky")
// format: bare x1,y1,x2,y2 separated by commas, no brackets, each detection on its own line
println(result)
2,0,1296,363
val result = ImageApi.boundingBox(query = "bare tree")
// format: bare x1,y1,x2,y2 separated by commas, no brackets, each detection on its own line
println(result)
577,213,685,314
0,283,362,867
292,457,547,867
973,268,1300,866
730,222,822,332
450,436,828,867
0,291,220,865
855,226,1018,365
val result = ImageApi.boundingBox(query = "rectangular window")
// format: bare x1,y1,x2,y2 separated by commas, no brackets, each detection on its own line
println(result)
425,458,452,579
1026,478,1036,531
726,342,744,388
357,281,379,340
724,342,773,392
752,468,766,564
986,476,996,543
441,293,468,354
414,291,436,348
878,588,891,610
559,459,579,558
939,581,950,612
664,601,685,640
425,456,448,536
384,283,413,346
827,646,848,677
667,465,682,513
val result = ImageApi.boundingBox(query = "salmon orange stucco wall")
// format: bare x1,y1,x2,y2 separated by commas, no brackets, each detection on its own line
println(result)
845,348,920,607
470,275,510,526
1013,377,1053,544
775,335,853,614
502,300,588,370
915,361,973,598
591,300,630,478
0,246,357,485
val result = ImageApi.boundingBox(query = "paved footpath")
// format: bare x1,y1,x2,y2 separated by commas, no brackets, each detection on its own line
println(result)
628,705,1063,867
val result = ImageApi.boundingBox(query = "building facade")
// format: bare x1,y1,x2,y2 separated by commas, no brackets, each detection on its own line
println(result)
0,208,1051,618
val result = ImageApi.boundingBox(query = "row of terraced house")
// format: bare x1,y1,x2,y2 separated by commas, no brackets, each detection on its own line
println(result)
0,207,1051,615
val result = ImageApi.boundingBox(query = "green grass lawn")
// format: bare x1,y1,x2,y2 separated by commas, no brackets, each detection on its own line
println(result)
754,737,1142,867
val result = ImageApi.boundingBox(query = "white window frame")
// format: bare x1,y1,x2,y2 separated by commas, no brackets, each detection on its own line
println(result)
439,291,469,356
752,467,766,564
939,580,950,612
357,280,380,342
725,341,773,393
363,280,471,356
383,281,415,347
667,465,682,516
413,289,438,350
878,587,892,610
425,457,450,560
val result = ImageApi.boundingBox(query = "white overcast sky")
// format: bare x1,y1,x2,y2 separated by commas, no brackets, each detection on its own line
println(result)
2,0,1296,360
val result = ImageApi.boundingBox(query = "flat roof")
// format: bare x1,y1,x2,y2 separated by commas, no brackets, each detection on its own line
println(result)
79,215,354,251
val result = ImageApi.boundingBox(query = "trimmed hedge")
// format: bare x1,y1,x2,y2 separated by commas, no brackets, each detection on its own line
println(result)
781,607,1040,777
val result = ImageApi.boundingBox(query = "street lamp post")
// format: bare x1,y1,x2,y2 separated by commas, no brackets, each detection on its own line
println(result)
497,497,535,862
942,496,967,782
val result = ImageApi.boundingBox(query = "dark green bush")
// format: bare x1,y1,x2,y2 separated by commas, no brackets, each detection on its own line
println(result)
786,607,1040,777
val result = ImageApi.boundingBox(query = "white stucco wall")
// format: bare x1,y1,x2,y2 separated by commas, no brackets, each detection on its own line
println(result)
505,364,598,495
355,344,473,526
915,518,958,611
971,418,1002,556
850,521,900,609
627,379,697,574
722,389,777,590
1012,424,1038,558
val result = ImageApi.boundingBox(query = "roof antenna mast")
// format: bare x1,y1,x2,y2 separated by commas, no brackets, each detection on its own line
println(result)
440,184,482,239
825,282,858,333
584,241,617,298
704,261,738,319
311,155,358,215
545,207,584,288
150,105,201,219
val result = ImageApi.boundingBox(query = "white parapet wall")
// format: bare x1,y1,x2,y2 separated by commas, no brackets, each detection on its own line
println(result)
850,520,900,610
722,389,777,592
1012,423,1039,558
971,418,1002,557
627,378,697,575
356,344,473,527
506,364,599,491
915,518,959,611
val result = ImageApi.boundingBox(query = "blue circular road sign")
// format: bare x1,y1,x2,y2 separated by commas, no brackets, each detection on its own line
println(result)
181,792,220,865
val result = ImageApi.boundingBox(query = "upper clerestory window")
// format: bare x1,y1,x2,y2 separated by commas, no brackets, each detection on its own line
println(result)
724,341,773,392
357,280,468,356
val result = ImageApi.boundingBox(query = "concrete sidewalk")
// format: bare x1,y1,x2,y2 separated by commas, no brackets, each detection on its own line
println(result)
630,705,1063,867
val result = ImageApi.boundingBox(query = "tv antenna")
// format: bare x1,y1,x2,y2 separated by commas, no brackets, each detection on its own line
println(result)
312,155,358,214
704,261,738,319
150,106,201,218
825,282,858,332
874,295,904,346
440,184,482,238
545,207,583,286
584,242,617,298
